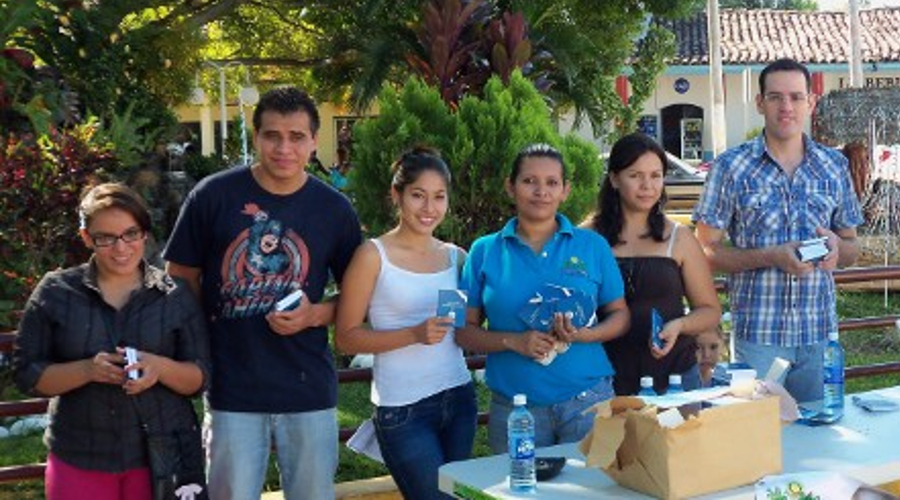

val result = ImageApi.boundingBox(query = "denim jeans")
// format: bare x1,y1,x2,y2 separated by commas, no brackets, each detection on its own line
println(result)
206,408,338,500
487,377,614,454
374,383,477,500
735,338,825,403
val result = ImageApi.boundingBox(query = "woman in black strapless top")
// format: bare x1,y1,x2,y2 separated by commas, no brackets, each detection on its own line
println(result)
585,132,721,396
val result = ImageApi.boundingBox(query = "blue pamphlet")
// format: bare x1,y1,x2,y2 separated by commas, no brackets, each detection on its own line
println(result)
437,289,467,328
651,308,664,349
519,284,596,331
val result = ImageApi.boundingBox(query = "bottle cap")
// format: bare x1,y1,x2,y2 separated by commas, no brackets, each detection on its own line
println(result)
513,394,527,406
828,331,839,341
669,374,682,385
640,376,653,388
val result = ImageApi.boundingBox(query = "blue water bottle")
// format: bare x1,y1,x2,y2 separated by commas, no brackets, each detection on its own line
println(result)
508,394,536,493
667,374,684,395
823,331,845,416
638,376,656,397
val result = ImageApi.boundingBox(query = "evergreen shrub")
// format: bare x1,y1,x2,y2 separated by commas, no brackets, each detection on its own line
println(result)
351,71,603,248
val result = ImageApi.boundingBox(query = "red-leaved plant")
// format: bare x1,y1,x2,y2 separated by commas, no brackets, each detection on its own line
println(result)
0,122,117,328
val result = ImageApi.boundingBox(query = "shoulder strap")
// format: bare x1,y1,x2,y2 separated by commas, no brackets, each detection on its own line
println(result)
666,223,680,258
129,394,152,434
370,238,388,262
449,244,458,268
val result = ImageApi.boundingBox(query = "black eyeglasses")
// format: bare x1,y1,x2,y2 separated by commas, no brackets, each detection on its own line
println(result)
90,227,145,248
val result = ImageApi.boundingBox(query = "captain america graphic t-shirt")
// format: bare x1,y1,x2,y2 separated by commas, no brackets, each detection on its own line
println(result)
163,166,362,412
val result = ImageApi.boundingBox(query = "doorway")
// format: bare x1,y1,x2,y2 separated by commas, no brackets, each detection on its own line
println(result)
661,104,704,159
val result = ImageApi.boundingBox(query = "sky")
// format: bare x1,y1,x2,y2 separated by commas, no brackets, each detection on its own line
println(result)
817,0,900,11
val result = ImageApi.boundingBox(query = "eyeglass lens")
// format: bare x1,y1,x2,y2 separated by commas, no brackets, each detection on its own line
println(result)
92,228,144,247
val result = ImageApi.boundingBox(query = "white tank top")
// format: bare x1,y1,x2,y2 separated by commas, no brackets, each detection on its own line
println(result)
367,239,472,406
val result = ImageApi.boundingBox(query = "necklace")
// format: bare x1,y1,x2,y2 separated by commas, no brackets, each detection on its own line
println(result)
620,258,644,300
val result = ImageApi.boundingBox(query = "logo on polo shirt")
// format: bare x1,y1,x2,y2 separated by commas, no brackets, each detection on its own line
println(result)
562,256,587,276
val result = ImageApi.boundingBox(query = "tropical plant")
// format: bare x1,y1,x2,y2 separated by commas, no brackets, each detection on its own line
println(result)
615,24,677,136
0,122,118,327
4,1,697,143
485,11,533,86
93,102,159,171
308,0,701,139
11,1,200,139
405,0,492,107
351,71,602,248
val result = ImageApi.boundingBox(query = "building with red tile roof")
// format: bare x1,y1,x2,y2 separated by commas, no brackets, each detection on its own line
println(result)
590,7,900,160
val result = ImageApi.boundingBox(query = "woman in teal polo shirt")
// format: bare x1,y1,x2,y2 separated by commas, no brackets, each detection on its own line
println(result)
457,143,629,453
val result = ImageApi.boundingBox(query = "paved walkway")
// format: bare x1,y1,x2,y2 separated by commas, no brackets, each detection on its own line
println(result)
260,475,401,499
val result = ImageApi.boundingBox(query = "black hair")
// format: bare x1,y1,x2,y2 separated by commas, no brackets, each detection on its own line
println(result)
391,146,451,193
509,143,566,184
589,132,668,246
79,182,152,232
759,58,811,94
252,87,320,134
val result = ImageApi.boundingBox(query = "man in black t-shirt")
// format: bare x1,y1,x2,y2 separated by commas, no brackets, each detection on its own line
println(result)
164,87,362,500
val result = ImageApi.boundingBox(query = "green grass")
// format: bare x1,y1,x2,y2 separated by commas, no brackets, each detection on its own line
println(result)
1,289,898,496
0,433,44,499
838,289,900,393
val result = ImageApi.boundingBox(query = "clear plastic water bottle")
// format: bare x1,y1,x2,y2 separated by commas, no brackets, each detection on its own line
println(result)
823,331,845,415
667,374,684,395
638,376,656,396
508,394,536,493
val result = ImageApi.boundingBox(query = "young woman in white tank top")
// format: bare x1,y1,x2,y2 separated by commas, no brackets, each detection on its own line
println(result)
335,148,476,500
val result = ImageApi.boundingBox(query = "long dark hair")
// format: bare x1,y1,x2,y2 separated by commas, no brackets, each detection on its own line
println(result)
589,132,668,246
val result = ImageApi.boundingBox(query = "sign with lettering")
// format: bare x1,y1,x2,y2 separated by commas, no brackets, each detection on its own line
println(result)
838,76,900,89
638,115,659,139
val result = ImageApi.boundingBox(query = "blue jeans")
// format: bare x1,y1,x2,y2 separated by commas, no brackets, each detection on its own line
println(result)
487,377,614,454
735,338,825,403
375,383,477,500
206,408,337,500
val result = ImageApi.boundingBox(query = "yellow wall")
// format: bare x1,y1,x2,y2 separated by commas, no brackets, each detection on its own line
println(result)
174,100,378,168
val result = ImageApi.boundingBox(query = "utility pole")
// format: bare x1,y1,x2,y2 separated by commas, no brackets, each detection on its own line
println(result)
849,0,864,88
708,0,726,156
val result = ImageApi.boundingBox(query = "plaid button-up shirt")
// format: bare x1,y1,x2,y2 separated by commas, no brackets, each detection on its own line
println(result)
14,260,210,472
693,134,863,346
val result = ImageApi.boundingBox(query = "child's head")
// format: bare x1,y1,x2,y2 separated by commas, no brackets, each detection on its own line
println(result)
696,326,726,372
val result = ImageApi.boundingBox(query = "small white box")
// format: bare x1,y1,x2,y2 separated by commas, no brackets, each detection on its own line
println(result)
796,237,828,263
275,289,304,312
124,347,140,380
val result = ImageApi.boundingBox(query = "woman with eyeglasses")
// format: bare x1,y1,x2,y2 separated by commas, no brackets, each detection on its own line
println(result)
13,183,210,500
457,143,629,453
586,132,720,396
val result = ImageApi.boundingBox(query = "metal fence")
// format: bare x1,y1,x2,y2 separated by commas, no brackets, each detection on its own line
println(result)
1,266,899,483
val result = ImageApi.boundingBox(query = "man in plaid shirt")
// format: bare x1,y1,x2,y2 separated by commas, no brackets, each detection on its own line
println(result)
693,58,863,403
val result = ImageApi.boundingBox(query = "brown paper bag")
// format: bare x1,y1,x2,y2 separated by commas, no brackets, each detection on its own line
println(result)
580,396,782,499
